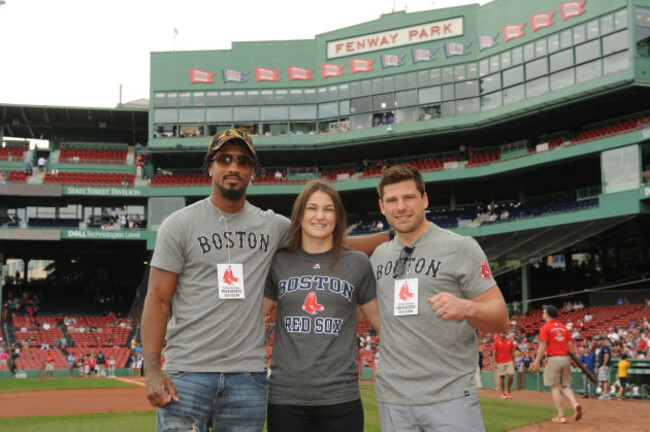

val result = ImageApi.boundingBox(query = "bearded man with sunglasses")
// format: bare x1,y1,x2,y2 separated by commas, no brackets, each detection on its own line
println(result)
141,129,291,432
370,164,509,432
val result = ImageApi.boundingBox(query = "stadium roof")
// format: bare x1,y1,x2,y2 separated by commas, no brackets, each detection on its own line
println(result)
0,103,148,145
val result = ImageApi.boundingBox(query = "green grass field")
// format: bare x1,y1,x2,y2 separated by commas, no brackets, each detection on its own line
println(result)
0,380,558,432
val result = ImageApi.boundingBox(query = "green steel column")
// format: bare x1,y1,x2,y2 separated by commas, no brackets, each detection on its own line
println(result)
521,264,531,314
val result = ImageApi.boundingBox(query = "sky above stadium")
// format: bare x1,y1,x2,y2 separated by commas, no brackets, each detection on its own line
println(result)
0,0,492,108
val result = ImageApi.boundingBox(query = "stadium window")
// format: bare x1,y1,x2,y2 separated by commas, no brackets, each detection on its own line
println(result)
418,70,430,87
304,89,317,103
635,7,650,57
454,80,479,99
339,100,350,116
603,51,630,75
219,91,232,106
576,59,603,83
455,97,479,116
233,91,246,105
481,91,502,111
550,68,575,91
454,64,466,80
441,101,455,118
442,84,454,101
320,101,340,118
525,76,549,98
405,72,417,88
601,13,615,35
499,52,511,71
328,86,338,101
603,30,629,56
167,92,178,107
573,24,586,45
233,107,259,122
206,107,233,123
535,39,547,57
154,92,166,107
383,77,394,93
289,90,302,104
479,73,501,94
512,47,523,65
350,82,361,97
587,19,600,40
372,78,383,94
153,108,178,123
525,58,548,80
339,84,350,99
394,74,407,91
615,9,628,30
395,106,419,124
418,86,442,105
289,105,317,120
550,49,574,73
560,29,573,49
179,92,191,107
441,67,453,83
524,43,535,62
275,90,288,104
502,65,524,87
179,108,205,123
575,39,601,64
396,89,417,107
467,62,478,79
479,59,490,77
548,34,560,54
489,55,500,74
373,93,395,111
361,80,372,95
247,91,260,105
261,106,289,121
192,92,205,107
318,88,328,102
503,84,525,105
206,91,219,106
260,90,274,104
349,113,372,130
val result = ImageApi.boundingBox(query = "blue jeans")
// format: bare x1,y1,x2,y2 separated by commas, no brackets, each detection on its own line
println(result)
582,373,595,397
157,371,267,432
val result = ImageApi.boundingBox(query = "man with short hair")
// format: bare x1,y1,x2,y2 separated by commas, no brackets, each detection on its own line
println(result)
531,305,582,423
596,335,613,399
370,164,509,432
492,331,516,399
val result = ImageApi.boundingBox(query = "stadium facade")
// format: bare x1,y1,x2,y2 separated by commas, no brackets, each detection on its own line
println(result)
1,0,650,321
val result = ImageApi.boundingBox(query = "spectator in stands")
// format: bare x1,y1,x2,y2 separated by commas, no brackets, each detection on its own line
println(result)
107,355,116,378
369,164,508,431
67,352,76,377
141,129,385,431
45,349,56,378
0,171,7,184
596,335,613,399
531,305,582,424
376,219,384,231
50,167,59,178
493,331,516,399
521,350,533,371
263,179,379,432
37,156,46,172
136,159,143,179
25,160,33,176
274,169,283,182
579,345,596,398
369,220,378,231
96,351,106,377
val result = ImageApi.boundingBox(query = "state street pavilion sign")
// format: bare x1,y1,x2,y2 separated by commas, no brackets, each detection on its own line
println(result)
327,17,463,59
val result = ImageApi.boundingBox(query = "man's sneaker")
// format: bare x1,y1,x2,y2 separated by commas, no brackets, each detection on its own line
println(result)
501,393,508,399
598,394,611,400
506,391,513,399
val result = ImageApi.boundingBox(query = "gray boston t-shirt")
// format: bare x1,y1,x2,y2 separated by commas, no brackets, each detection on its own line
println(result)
265,247,376,405
370,222,496,405
151,198,290,373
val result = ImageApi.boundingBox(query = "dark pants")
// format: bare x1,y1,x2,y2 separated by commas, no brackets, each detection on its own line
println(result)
267,398,364,432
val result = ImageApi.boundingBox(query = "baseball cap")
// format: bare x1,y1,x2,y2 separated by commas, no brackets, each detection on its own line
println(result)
208,129,256,162
542,304,558,318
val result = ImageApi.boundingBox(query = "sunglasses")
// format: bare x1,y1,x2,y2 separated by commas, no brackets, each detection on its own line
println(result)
393,246,415,279
213,153,254,169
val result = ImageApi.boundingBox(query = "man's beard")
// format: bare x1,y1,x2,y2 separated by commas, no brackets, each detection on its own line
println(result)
217,183,246,201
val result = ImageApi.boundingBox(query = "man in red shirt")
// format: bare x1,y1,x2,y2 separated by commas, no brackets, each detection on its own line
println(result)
492,331,515,399
45,349,56,379
531,305,582,424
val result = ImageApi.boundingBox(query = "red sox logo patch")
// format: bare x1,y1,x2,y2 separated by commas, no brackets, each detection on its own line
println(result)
302,292,324,315
222,265,240,285
481,259,491,279
398,281,414,302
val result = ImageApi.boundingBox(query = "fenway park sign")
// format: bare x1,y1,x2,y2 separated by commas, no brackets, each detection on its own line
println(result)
327,17,463,59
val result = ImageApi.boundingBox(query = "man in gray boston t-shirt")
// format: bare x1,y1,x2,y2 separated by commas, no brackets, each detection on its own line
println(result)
141,129,291,432
370,164,509,432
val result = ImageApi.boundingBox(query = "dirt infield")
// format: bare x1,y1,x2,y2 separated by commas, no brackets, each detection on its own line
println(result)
0,379,645,431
